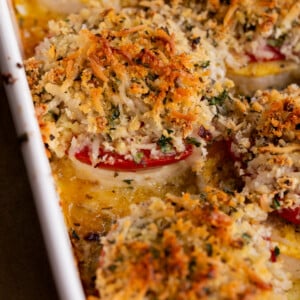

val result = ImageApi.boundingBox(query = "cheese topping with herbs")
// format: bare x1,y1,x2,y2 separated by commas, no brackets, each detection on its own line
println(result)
96,189,291,300
222,84,300,212
25,5,232,166
207,0,300,66
19,1,300,298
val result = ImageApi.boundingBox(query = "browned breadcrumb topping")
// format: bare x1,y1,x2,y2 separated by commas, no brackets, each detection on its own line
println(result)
222,84,300,212
18,1,300,299
173,0,300,69
96,189,289,300
25,6,231,164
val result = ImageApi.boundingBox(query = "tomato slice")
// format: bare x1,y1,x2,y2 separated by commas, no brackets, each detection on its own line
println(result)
276,207,300,225
247,45,286,63
74,145,193,171
225,139,241,162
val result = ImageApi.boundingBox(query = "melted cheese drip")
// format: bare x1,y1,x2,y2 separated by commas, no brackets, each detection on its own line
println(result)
13,0,64,57
52,158,197,233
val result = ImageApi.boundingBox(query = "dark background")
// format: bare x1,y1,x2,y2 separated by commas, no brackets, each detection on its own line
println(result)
0,81,59,300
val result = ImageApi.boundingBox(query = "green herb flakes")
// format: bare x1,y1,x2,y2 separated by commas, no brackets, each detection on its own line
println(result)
208,90,229,106
186,137,201,147
157,135,173,153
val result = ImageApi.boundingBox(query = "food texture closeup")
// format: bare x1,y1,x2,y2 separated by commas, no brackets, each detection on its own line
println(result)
10,0,300,299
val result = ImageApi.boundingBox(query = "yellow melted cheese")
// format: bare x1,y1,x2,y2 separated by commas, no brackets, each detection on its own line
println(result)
13,0,63,57
228,60,299,77
51,158,197,294
52,158,197,234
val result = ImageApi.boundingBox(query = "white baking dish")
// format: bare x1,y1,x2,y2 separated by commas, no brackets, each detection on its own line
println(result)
0,1,85,299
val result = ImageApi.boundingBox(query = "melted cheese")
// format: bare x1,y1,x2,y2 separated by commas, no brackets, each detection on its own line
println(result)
228,61,299,77
227,61,300,94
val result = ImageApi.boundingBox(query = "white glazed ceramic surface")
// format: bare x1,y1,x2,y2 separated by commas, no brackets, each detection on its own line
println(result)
0,1,85,299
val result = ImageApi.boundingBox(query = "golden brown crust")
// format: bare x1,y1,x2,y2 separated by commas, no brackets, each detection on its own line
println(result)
96,191,289,300
25,6,230,162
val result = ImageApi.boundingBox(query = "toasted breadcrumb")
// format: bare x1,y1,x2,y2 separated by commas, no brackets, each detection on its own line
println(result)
96,190,291,300
222,84,300,212
25,4,232,166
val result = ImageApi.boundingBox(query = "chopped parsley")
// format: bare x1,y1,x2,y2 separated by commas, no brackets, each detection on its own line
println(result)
274,246,280,257
108,264,117,272
110,105,120,121
160,26,170,35
133,152,144,164
186,137,201,147
191,37,201,48
150,247,160,259
272,194,281,209
123,179,133,185
205,243,213,257
188,257,197,273
208,90,229,106
267,35,285,48
157,135,173,153
222,187,234,195
242,232,252,243
110,77,121,93
194,60,210,69
166,129,174,134
147,72,159,81
200,60,210,68
271,246,281,262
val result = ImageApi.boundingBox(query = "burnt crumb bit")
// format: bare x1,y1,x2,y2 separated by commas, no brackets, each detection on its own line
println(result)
84,232,100,242
198,125,212,142
191,37,201,49
1,72,17,84
16,62,23,68
18,132,29,144
284,101,294,112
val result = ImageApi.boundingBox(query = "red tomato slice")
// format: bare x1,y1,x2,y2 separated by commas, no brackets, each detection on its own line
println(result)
247,45,286,63
75,145,193,171
276,207,300,225
225,139,241,162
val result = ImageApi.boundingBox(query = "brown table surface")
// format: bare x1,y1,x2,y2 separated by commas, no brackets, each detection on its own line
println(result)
0,81,59,299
